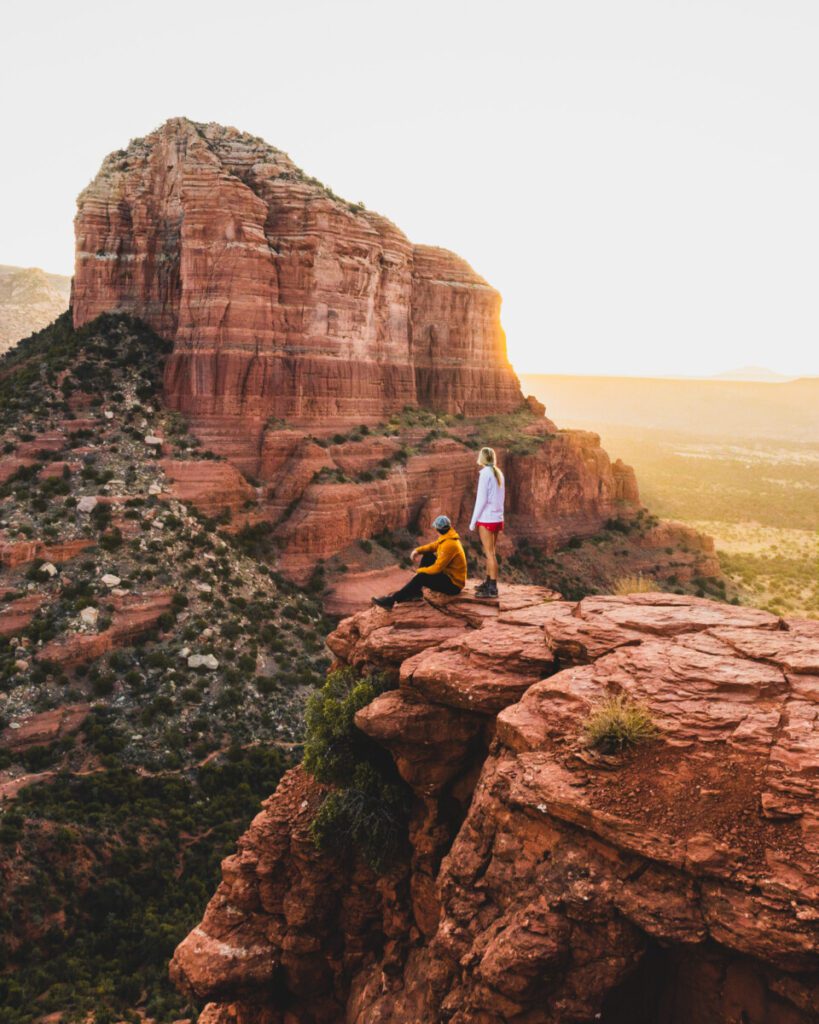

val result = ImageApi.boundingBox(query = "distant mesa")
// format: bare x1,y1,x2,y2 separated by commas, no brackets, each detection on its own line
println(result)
521,371,819,444
0,264,70,355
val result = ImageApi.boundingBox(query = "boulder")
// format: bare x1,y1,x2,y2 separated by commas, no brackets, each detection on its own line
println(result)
79,606,99,627
188,654,219,671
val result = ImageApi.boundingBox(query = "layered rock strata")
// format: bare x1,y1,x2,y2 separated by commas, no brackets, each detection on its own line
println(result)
70,119,715,574
73,118,521,454
171,590,819,1023
263,428,643,574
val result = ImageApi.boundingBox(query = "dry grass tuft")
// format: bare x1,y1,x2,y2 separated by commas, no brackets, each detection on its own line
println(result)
584,694,658,754
611,573,657,595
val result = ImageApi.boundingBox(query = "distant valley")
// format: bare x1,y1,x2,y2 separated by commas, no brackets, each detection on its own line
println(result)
522,373,819,618
521,372,819,444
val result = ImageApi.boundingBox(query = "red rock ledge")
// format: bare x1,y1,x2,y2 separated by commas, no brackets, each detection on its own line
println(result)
170,588,819,1023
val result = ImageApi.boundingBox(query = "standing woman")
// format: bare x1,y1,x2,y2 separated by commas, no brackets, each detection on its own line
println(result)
469,446,505,597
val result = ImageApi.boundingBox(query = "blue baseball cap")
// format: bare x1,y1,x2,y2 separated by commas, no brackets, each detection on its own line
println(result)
432,515,451,531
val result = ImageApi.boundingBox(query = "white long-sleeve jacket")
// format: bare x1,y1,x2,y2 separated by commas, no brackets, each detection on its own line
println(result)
469,465,505,530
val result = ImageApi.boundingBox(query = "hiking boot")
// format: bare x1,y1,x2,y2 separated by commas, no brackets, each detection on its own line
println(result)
371,595,395,610
474,579,492,597
487,580,499,598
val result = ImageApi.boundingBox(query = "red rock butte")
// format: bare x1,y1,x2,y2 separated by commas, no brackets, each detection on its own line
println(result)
72,118,521,445
71,118,706,573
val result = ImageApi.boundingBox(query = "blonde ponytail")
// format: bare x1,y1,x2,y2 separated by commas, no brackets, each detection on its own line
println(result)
478,446,502,485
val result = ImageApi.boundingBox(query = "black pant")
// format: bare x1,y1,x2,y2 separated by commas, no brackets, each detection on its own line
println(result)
392,551,462,603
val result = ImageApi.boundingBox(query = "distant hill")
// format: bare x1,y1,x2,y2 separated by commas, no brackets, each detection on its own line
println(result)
0,264,70,354
521,373,819,443
711,366,794,383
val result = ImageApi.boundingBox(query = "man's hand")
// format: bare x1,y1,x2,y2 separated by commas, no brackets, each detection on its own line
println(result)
410,548,421,561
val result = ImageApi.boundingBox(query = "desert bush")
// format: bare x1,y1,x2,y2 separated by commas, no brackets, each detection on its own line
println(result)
304,667,408,870
584,694,657,753
3,746,289,1023
605,516,634,534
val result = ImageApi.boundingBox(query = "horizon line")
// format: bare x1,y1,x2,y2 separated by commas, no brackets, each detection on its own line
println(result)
518,370,818,383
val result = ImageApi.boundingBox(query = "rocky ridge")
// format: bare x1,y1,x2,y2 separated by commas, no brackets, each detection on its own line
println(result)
0,313,330,790
0,313,344,1021
172,588,819,1023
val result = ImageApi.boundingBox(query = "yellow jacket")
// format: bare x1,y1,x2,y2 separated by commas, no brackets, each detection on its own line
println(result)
415,528,467,589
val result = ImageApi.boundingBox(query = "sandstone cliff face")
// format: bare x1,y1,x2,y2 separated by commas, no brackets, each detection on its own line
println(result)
73,118,521,455
171,590,819,1023
268,429,639,565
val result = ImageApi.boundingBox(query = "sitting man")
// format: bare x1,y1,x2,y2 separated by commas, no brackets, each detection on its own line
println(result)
372,515,466,610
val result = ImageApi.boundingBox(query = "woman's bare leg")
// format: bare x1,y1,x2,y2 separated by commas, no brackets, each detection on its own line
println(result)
478,526,498,580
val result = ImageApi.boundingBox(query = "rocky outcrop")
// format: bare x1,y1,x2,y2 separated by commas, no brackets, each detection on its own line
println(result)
72,119,521,451
160,458,256,517
0,536,95,570
0,594,47,637
262,427,643,578
35,590,173,670
1,705,89,751
0,265,70,355
171,590,819,1023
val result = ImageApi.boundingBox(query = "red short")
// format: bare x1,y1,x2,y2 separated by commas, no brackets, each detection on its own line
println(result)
476,521,504,533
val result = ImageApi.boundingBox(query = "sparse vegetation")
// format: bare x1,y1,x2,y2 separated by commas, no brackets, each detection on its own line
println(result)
0,313,341,1022
304,667,409,871
584,694,658,754
584,426,819,618
0,749,291,1024
612,573,658,595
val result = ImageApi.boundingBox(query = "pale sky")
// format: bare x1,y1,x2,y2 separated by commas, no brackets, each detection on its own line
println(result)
2,0,817,377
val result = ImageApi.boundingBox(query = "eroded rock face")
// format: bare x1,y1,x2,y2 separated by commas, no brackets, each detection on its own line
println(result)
35,590,173,670
171,591,819,1023
69,119,661,575
73,118,521,451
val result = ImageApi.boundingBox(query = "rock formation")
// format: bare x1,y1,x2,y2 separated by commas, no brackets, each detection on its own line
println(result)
70,119,678,572
171,590,819,1023
72,118,521,444
0,265,70,355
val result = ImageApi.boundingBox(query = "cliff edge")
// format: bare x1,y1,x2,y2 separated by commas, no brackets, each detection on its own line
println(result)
171,588,819,1023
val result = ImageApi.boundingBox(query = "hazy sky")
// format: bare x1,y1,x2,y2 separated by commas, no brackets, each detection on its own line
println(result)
2,0,817,376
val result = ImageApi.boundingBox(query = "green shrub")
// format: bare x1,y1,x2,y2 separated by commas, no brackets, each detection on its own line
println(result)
304,667,408,871
310,762,408,874
584,694,657,754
